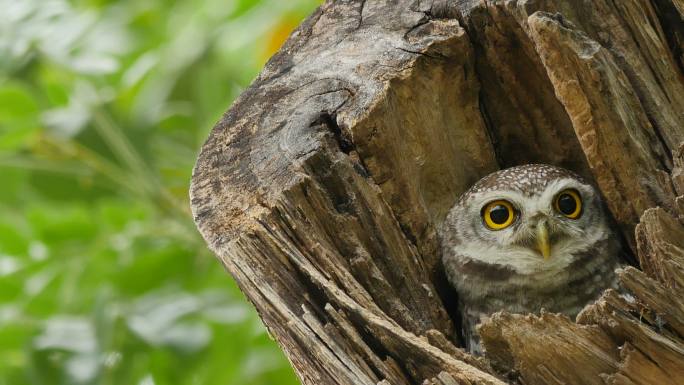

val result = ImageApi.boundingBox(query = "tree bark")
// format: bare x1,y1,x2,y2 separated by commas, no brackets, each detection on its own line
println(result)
190,1,684,384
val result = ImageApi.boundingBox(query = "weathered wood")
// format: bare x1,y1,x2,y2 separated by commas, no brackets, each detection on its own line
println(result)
619,267,684,338
190,0,684,384
636,207,684,288
479,312,620,385
526,10,677,239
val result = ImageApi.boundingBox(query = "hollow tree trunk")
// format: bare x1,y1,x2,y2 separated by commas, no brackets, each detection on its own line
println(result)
190,1,684,384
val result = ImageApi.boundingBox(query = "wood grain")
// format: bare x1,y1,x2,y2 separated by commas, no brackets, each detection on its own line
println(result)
190,0,684,383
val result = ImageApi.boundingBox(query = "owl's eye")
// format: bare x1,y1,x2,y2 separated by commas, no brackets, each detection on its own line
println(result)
481,200,516,230
555,189,582,219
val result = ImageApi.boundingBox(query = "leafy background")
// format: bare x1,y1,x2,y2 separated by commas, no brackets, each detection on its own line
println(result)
0,0,320,384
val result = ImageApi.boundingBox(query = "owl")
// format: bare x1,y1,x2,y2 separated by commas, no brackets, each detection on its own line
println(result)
439,164,624,354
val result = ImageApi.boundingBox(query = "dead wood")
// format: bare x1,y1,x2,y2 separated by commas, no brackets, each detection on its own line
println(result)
190,0,684,384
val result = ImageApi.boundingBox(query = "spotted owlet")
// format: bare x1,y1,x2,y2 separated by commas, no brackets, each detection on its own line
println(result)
439,164,624,353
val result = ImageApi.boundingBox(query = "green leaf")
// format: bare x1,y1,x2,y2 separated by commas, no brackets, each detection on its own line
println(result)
0,84,40,150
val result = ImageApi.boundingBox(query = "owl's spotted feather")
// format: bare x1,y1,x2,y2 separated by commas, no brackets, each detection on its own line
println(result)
440,164,623,354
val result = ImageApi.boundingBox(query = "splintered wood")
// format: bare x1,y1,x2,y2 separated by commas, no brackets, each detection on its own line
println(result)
190,0,684,384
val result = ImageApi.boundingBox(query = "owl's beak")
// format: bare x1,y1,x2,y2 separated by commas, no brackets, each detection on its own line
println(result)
536,221,551,260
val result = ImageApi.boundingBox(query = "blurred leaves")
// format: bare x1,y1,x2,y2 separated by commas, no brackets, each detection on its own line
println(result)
0,0,320,384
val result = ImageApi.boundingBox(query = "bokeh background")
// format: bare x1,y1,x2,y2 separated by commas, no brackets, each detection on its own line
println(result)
0,0,321,384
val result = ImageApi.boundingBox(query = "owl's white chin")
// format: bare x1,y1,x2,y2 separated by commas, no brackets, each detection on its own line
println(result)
500,245,578,275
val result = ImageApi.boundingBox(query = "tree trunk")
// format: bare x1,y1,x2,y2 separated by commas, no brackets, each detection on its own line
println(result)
189,1,684,384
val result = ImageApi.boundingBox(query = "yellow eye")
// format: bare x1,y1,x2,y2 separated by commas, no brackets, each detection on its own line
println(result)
555,189,582,219
481,200,516,230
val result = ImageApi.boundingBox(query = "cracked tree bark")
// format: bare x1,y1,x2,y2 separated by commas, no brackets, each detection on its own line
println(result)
190,1,684,384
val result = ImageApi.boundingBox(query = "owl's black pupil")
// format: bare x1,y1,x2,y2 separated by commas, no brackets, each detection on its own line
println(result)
558,194,577,215
489,205,510,224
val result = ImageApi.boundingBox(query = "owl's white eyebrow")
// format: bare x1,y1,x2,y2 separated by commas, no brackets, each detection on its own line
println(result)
539,178,591,202
469,191,526,209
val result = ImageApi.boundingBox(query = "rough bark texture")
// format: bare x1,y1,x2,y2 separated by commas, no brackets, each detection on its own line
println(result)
190,1,684,384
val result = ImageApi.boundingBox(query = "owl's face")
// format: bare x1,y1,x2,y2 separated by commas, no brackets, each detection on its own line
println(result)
444,165,612,274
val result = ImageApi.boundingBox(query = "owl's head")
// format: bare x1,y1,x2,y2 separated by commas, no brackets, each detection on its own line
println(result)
442,164,612,274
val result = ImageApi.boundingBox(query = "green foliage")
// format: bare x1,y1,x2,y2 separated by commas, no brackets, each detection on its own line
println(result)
0,0,319,384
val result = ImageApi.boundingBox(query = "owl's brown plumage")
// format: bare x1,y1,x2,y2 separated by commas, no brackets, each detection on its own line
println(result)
439,164,623,354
